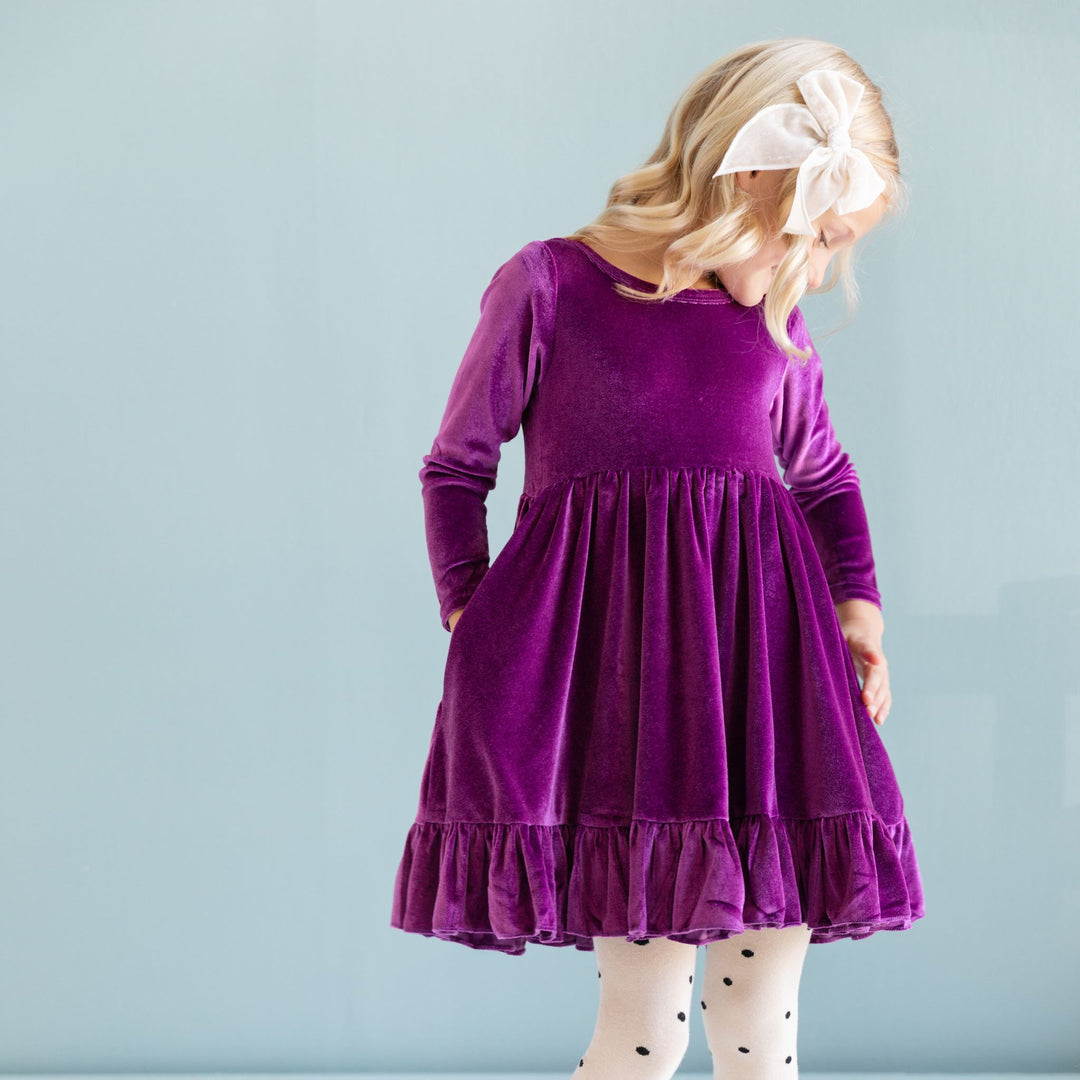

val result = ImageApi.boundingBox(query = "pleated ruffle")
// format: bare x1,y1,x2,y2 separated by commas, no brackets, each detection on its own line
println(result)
391,811,925,955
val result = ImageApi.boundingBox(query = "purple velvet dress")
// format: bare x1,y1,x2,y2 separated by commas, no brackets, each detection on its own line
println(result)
390,236,925,956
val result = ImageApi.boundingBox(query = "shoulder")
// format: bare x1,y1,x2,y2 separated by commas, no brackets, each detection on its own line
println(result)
782,302,822,372
519,239,558,285
475,242,558,357
484,239,558,300
786,303,811,347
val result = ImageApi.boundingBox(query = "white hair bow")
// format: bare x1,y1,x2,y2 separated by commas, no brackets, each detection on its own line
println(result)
712,68,886,236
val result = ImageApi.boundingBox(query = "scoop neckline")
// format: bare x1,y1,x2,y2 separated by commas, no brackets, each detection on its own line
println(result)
559,237,733,303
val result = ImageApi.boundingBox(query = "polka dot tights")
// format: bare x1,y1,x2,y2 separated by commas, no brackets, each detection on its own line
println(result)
573,924,812,1079
572,935,695,1079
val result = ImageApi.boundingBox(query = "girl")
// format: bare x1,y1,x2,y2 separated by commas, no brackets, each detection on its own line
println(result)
391,37,925,1079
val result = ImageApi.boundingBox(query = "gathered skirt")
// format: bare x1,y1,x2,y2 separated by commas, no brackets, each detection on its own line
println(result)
391,464,926,955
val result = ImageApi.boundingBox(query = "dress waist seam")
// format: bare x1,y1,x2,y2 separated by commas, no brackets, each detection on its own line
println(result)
521,462,784,502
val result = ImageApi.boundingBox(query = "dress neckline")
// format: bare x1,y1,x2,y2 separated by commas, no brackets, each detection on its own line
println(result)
559,237,733,303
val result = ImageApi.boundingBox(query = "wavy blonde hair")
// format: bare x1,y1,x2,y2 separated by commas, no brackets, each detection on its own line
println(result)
565,38,907,364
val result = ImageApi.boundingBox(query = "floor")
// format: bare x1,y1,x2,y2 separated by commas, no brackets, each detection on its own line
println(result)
358,1074,1078,1079
10,1074,1076,1079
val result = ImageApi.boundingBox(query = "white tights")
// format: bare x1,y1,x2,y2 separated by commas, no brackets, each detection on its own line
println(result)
572,924,812,1079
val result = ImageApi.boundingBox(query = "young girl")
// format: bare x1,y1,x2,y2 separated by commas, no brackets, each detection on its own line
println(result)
391,37,925,1079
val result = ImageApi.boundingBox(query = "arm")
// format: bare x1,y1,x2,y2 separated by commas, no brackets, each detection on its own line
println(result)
418,241,557,632
769,305,883,611
770,307,891,723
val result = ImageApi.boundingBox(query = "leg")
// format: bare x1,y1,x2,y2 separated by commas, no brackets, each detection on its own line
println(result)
572,935,697,1078
700,923,812,1079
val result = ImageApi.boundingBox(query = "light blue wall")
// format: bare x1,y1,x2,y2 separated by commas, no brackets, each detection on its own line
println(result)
1,0,1077,1073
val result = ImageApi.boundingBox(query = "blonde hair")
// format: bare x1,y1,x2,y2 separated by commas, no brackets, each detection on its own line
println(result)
565,38,908,364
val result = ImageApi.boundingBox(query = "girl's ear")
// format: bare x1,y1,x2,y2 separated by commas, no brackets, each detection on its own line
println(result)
734,169,760,193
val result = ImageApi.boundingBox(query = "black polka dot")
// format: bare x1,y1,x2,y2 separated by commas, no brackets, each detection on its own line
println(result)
635,1045,650,1056
677,1011,686,1021
741,948,754,957
723,976,733,985
785,1010,791,1018
738,1046,750,1054
633,938,650,945
786,1056,792,1063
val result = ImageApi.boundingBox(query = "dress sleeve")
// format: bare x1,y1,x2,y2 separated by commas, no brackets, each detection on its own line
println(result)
769,305,883,611
418,240,558,632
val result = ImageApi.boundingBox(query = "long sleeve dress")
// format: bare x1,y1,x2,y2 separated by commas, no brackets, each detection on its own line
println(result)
390,236,925,956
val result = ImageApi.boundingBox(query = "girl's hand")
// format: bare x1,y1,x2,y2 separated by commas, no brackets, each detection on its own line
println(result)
834,599,890,726
448,606,466,632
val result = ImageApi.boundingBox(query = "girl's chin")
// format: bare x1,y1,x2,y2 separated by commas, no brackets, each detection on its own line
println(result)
733,287,766,307
721,273,769,307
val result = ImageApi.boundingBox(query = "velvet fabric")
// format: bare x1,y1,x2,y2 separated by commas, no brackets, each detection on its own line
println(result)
390,236,925,955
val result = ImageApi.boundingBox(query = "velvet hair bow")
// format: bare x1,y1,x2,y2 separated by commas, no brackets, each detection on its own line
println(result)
712,68,887,236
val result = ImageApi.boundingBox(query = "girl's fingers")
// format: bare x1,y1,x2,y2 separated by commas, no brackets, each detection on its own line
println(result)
857,652,890,723
845,641,889,723
860,662,880,698
871,690,892,725
863,683,891,724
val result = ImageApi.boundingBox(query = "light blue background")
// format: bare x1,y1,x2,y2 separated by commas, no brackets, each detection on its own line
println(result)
1,0,1078,1074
